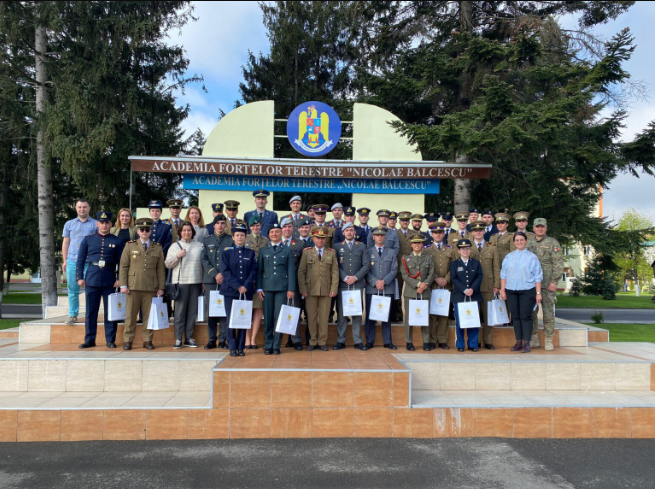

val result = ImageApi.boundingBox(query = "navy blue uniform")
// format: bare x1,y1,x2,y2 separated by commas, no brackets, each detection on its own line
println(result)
151,219,172,255
76,233,125,345
450,257,483,349
220,245,258,351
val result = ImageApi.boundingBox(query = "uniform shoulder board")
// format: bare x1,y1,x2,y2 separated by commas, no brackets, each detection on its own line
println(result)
225,247,233,250
303,247,312,252
446,244,452,248
154,242,161,246
490,232,499,237
328,248,335,251
128,240,136,243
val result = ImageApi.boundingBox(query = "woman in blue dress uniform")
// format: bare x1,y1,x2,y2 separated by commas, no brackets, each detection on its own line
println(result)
220,221,258,356
450,239,483,352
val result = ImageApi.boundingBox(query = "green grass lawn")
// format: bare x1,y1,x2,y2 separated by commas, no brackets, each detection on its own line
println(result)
585,323,655,343
2,293,43,305
556,294,655,309
0,319,21,330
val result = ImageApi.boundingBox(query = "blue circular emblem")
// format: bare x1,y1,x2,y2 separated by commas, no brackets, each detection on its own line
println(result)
286,101,341,157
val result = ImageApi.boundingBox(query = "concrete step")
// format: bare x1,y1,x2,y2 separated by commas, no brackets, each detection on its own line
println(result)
0,328,19,339
45,306,84,319
57,295,86,307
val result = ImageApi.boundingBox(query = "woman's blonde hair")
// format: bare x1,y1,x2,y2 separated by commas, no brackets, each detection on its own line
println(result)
184,206,205,227
114,208,134,228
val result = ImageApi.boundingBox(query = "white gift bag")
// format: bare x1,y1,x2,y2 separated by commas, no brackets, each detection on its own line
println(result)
456,300,481,329
408,299,429,326
368,293,391,322
341,288,363,316
229,295,253,329
487,295,509,326
107,292,127,322
147,297,169,330
209,289,227,317
197,295,206,322
275,302,301,335
429,289,451,317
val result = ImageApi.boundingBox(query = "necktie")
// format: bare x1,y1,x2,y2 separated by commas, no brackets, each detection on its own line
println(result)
143,241,148,252
273,245,278,252
403,231,407,237
231,219,235,227
318,249,322,260
348,241,352,251
461,231,465,238
478,243,482,252
378,248,382,257
438,244,441,251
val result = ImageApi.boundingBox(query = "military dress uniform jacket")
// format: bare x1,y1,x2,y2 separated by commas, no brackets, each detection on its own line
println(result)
527,236,564,286
334,240,370,290
298,248,339,296
357,225,372,243
256,243,296,292
334,226,365,245
76,233,125,287
290,237,314,262
400,253,435,299
365,247,398,295
396,229,413,260
220,246,257,299
489,232,516,263
201,233,234,284
245,234,269,260
469,242,501,293
119,240,166,291
151,219,172,255
484,225,499,242
450,258,483,303
424,242,456,288
366,227,400,256
244,209,279,236
327,219,344,229
448,230,473,248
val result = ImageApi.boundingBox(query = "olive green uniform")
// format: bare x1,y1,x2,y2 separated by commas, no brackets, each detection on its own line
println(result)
489,231,516,263
470,242,501,345
246,233,269,308
119,240,166,343
448,230,473,248
311,224,335,249
396,229,413,315
424,242,456,344
528,235,564,338
400,253,435,344
298,247,339,346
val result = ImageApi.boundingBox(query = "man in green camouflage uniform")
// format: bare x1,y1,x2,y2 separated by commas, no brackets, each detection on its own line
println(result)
528,218,564,351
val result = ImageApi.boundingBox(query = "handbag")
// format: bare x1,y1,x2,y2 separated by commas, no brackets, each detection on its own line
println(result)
165,242,183,301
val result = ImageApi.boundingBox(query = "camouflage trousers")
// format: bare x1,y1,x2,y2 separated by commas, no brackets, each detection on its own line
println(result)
532,289,556,337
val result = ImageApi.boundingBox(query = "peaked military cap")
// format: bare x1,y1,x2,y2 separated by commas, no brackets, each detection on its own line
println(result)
410,234,425,243
470,220,486,232
166,198,183,208
148,200,163,209
344,207,356,216
455,211,470,221
389,211,398,219
96,211,112,222
211,203,224,212
495,212,511,222
232,222,248,233
398,211,412,221
376,209,390,217
410,213,423,221
441,212,454,221
424,212,439,222
135,217,153,228
357,207,371,215
311,227,330,238
457,238,473,248
224,200,240,210
513,211,530,221
312,204,329,213
372,228,388,236
429,222,448,233
253,189,270,198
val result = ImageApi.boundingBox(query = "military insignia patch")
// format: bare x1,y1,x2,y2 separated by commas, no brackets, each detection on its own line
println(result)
286,101,342,157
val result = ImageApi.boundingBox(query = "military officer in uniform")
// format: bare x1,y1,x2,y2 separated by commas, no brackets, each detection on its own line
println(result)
449,211,473,248
481,210,498,241
244,189,278,236
409,214,431,246
119,218,165,350
283,195,307,236
298,228,339,351
289,218,314,347
310,204,336,248
327,203,345,229
223,200,240,234
148,200,172,255
424,222,457,349
528,218,564,350
469,221,501,350
364,228,398,349
488,212,515,263
201,215,234,349
513,211,535,238
441,213,455,242
76,212,125,349
220,222,257,356
244,215,268,348
400,235,435,351
256,223,296,355
333,223,371,350
394,211,414,321
166,198,184,243
450,239,484,352
334,207,365,244
367,209,399,255
205,203,224,235
356,207,373,241
466,208,481,231
388,211,398,230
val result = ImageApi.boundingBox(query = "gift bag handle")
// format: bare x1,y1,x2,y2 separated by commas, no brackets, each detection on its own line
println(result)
239,293,246,300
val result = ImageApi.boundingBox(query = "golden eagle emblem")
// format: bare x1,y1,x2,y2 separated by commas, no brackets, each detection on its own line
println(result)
295,105,332,153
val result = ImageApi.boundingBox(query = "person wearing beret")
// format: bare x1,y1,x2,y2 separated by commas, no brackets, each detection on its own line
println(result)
245,215,269,349
76,212,125,349
481,210,498,241
449,239,483,352
148,200,172,255
205,203,224,235
119,218,165,351
257,223,296,355
220,222,258,356
284,195,307,236
244,189,278,236
400,234,435,351
327,203,345,229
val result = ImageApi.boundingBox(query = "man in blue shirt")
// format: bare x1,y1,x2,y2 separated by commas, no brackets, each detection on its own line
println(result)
62,199,97,324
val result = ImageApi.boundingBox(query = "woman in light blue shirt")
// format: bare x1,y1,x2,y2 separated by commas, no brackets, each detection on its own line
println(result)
500,232,543,353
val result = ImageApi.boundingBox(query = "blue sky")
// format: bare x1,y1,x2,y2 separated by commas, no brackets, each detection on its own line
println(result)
169,1,655,224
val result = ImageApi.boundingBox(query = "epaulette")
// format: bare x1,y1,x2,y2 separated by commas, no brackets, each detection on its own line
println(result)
225,247,233,250
128,240,136,243
328,248,334,251
154,242,161,246
303,247,312,252
446,244,452,248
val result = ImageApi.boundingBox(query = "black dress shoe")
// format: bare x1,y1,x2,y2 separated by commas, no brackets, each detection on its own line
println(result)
484,344,495,350
429,343,437,349
238,350,245,356
143,341,155,350
307,345,316,351
423,344,432,351
457,347,465,352
438,343,450,350
354,343,368,351
264,348,273,355
273,349,281,355
406,343,415,351
384,343,398,350
106,342,117,349
294,343,303,351
245,345,252,350
218,341,227,349
123,342,132,351
251,344,258,350
365,343,375,349
204,342,217,350
230,350,237,357
285,338,294,347
319,345,328,351
332,342,345,350
469,347,479,352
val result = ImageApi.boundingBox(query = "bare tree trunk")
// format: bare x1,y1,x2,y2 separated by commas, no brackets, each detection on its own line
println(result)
453,1,474,212
35,21,58,309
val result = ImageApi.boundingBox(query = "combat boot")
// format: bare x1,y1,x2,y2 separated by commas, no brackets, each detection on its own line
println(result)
530,333,541,348
544,336,554,351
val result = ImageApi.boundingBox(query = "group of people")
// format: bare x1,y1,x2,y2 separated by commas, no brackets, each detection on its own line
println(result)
61,190,563,355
